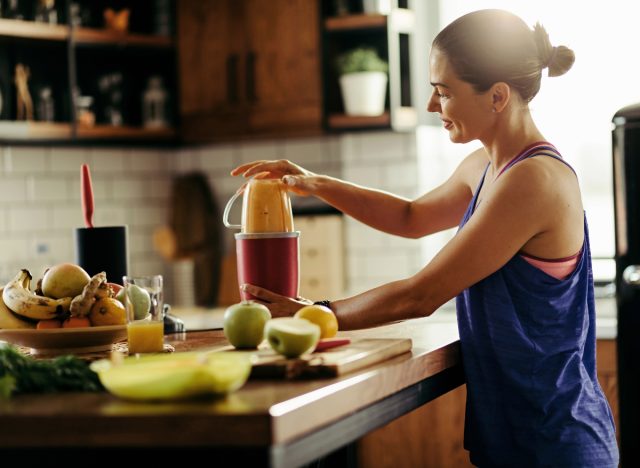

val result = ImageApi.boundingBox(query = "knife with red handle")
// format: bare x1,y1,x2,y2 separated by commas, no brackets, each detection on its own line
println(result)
81,164,94,228
313,337,351,353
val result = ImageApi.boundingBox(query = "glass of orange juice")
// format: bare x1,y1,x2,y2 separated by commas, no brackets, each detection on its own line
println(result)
123,275,164,354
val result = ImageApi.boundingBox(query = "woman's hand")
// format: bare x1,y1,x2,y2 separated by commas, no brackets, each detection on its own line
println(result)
230,159,323,197
241,284,313,317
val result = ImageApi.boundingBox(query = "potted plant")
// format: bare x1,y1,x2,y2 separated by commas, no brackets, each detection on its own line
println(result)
335,47,389,116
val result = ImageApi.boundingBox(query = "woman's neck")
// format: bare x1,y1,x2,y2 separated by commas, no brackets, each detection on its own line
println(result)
481,105,545,174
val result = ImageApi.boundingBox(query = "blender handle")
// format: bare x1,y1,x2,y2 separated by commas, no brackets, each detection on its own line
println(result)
223,190,243,229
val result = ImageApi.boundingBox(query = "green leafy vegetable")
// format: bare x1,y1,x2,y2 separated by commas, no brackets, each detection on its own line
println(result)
0,345,103,399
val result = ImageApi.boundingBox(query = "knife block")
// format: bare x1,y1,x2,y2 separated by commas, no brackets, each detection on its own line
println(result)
75,225,129,284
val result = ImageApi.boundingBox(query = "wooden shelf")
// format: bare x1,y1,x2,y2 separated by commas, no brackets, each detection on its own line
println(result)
0,121,72,140
325,14,386,31
0,18,68,41
0,121,177,141
328,112,390,129
75,124,177,140
74,27,174,48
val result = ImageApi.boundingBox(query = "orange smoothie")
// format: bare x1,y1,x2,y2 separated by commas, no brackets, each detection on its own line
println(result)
242,179,294,233
127,321,164,353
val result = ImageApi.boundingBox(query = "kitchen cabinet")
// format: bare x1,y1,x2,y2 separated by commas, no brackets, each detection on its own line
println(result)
177,0,323,143
0,0,178,144
321,0,417,132
358,338,620,467
295,213,345,300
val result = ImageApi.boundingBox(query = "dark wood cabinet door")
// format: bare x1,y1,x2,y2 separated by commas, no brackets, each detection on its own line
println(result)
177,0,248,141
243,0,322,135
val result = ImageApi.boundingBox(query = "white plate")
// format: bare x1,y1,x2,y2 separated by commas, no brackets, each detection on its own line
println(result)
0,325,127,356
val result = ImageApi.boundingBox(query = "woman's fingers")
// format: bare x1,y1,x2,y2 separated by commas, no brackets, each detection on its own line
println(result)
230,159,306,179
241,283,287,302
230,160,270,176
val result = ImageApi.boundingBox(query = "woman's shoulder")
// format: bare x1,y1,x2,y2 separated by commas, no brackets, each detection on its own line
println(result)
455,147,489,187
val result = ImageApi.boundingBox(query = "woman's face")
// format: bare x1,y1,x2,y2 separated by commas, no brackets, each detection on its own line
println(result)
427,48,494,144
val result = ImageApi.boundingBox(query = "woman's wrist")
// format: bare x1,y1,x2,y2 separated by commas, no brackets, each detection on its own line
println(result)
313,300,331,309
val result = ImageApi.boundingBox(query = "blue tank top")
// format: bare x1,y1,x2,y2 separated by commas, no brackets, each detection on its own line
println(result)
456,143,619,467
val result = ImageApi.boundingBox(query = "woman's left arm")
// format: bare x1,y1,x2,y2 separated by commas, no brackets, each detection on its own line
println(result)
248,159,567,330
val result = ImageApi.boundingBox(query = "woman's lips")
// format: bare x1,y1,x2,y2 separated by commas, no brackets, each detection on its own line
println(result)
442,119,453,130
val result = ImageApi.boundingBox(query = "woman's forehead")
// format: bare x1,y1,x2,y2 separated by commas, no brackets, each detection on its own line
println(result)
429,49,455,85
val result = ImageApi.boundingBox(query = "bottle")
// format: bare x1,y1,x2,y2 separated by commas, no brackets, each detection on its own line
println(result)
142,76,168,128
37,86,55,122
34,0,57,24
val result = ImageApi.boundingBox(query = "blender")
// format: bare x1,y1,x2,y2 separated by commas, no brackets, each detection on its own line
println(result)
223,179,300,301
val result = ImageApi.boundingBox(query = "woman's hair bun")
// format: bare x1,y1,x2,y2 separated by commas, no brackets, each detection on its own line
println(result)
533,22,575,77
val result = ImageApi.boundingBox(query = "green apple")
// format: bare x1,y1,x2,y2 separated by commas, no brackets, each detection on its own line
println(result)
117,284,151,320
264,317,321,358
223,301,272,349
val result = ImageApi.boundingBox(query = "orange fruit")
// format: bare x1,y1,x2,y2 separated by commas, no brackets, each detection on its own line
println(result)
37,319,62,329
89,297,127,326
294,304,338,339
62,316,91,328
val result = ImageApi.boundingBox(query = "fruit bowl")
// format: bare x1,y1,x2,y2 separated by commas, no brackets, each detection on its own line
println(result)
0,325,127,356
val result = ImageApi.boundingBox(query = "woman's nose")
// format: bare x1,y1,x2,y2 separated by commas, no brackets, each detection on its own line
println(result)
426,92,439,113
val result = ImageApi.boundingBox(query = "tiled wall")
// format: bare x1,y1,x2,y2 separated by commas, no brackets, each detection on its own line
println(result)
0,128,615,304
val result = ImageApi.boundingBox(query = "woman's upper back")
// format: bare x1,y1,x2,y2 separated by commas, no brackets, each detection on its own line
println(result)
458,144,584,261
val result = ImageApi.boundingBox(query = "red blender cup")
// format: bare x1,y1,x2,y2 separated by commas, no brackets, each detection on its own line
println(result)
223,179,300,301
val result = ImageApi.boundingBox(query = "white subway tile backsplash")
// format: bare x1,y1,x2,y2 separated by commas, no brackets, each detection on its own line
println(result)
49,147,89,173
51,206,84,230
111,178,149,200
282,138,327,166
0,238,30,261
93,205,128,227
359,131,409,162
89,148,127,172
128,149,169,173
342,164,384,188
171,148,199,173
129,204,166,227
31,234,73,262
237,141,282,165
130,230,155,256
383,160,418,190
340,134,361,163
27,176,70,202
8,207,50,231
4,146,49,173
128,256,165,277
197,145,236,172
0,178,27,202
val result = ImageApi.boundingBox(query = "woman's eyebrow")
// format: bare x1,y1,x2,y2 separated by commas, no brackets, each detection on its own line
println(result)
430,82,450,88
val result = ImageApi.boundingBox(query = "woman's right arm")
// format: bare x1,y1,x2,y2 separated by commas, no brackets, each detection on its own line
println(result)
231,152,483,238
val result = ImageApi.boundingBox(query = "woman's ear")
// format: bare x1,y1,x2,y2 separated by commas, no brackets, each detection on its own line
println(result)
490,82,511,113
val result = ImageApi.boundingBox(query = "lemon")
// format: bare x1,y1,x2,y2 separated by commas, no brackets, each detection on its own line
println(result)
294,304,338,339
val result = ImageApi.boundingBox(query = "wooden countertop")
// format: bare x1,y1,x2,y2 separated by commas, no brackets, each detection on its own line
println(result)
0,315,462,465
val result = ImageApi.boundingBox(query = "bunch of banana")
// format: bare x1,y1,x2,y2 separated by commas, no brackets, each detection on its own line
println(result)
0,286,35,329
2,269,72,322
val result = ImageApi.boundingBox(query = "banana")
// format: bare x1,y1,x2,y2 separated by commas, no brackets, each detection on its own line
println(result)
2,269,72,321
0,286,36,329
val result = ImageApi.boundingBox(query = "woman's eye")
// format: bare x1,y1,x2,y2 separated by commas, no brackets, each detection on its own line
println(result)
434,90,449,100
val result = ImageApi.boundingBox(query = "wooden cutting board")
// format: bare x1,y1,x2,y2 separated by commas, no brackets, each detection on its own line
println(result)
247,338,412,379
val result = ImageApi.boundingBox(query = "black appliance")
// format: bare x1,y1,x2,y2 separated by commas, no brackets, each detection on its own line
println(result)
612,103,640,466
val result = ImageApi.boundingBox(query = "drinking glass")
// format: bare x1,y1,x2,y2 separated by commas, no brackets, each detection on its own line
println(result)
123,275,164,353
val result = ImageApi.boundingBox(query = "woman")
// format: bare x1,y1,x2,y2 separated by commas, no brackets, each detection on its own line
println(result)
231,9,618,467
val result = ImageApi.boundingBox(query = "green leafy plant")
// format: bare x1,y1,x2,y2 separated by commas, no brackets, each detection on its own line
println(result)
335,47,388,75
0,345,103,399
